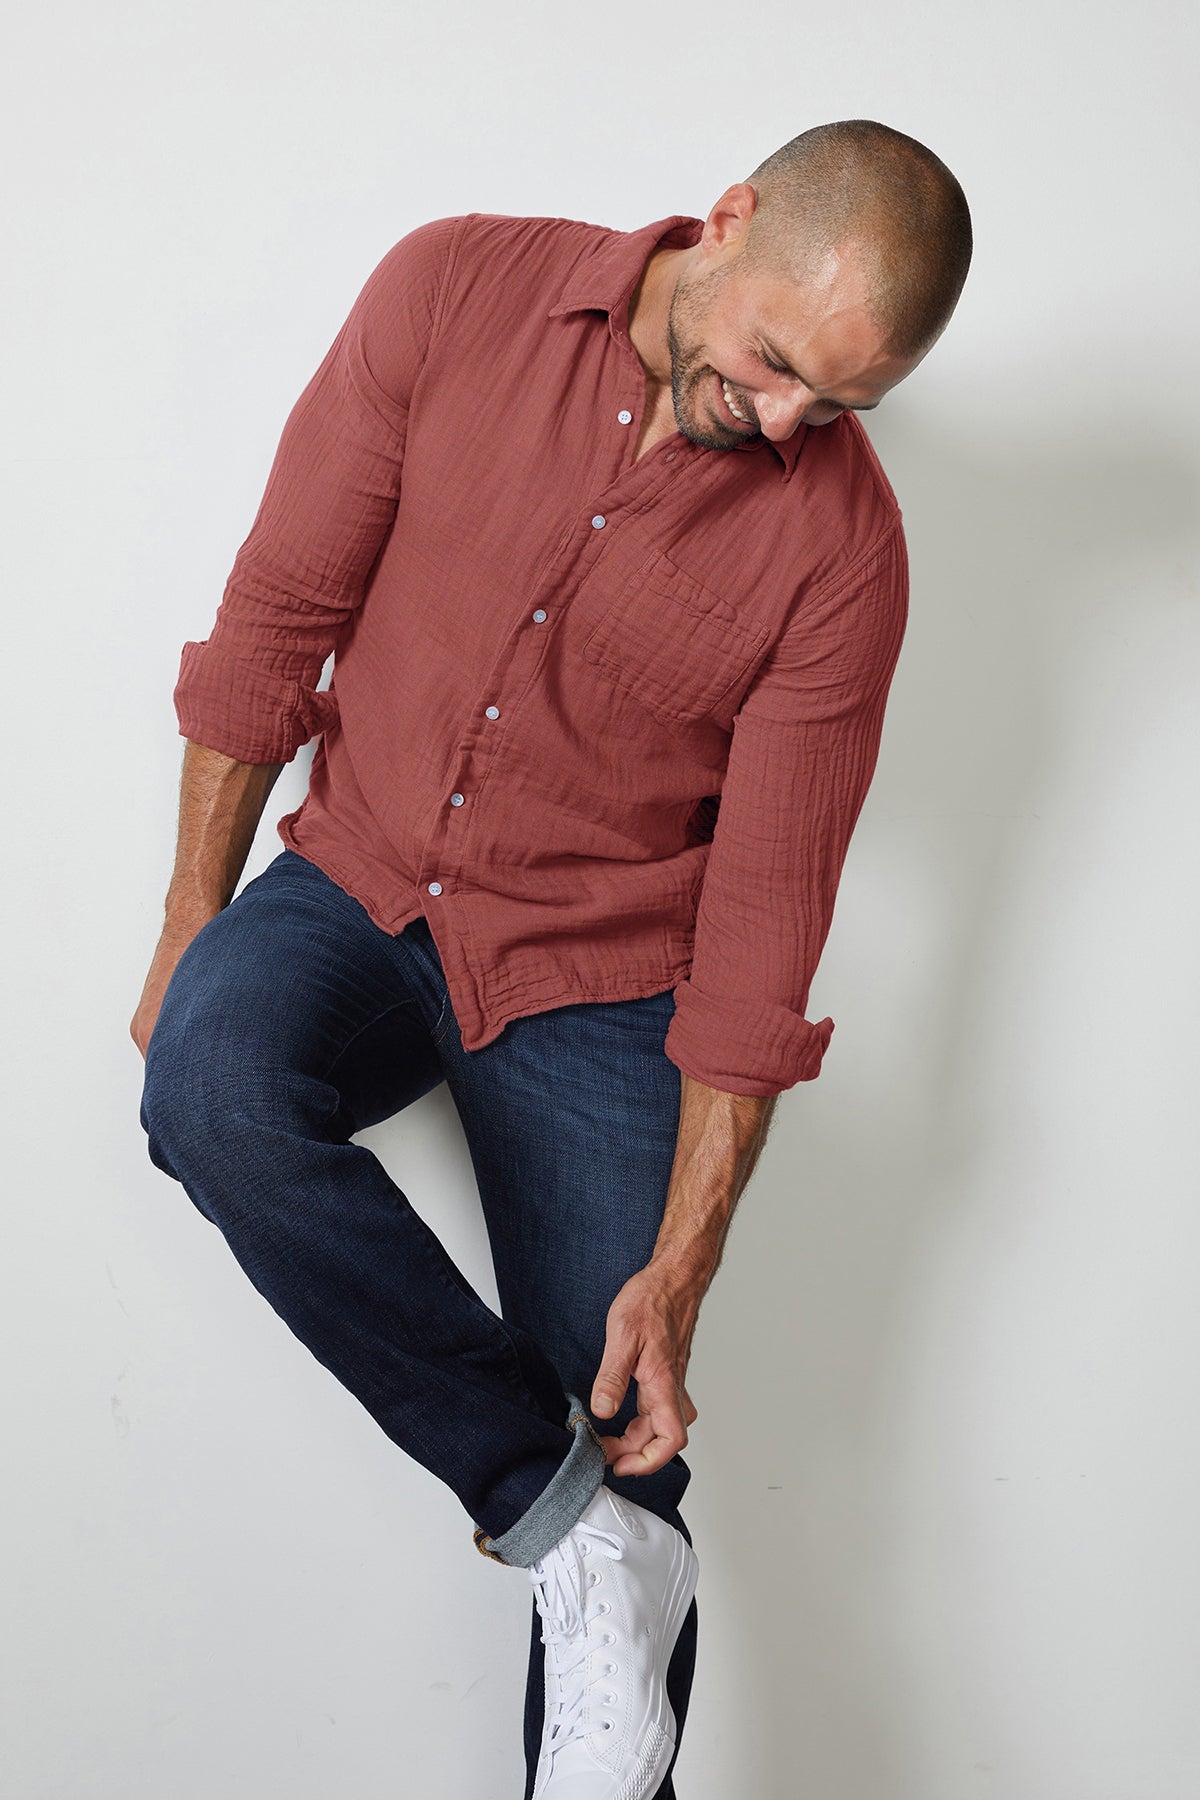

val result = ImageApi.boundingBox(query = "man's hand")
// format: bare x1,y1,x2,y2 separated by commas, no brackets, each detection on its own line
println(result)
590,1260,706,1477
131,743,284,1060
129,910,217,1061
587,1072,776,1475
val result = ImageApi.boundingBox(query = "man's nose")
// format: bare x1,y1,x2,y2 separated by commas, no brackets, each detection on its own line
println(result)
753,386,814,438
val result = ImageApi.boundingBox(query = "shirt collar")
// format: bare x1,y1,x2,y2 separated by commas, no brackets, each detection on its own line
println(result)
546,213,806,481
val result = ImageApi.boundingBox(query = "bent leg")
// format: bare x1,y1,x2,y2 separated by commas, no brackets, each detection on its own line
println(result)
138,849,605,1556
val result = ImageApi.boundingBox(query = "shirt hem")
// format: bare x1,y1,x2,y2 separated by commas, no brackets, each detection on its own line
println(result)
276,812,423,934
277,809,694,1050
458,960,691,1054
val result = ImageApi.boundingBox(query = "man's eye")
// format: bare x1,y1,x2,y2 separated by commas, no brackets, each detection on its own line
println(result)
760,353,791,375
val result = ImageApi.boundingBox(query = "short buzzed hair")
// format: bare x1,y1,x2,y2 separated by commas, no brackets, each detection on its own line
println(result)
744,120,972,360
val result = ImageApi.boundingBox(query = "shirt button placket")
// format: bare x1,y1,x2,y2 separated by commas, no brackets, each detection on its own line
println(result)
440,507,613,905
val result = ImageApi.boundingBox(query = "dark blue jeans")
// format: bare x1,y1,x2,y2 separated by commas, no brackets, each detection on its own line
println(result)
139,847,698,1798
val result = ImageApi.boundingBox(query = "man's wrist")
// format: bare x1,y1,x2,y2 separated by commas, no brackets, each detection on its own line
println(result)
646,1073,778,1287
648,1215,727,1290
161,894,224,935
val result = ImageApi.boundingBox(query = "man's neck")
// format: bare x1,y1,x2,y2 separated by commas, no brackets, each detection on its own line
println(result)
627,245,692,385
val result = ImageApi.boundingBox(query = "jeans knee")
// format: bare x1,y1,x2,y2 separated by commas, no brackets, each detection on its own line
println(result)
139,1029,231,1202
139,1017,252,1190
142,1015,335,1206
139,1083,181,1182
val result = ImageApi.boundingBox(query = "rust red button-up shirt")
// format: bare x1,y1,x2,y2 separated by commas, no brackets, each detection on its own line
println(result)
173,209,909,1096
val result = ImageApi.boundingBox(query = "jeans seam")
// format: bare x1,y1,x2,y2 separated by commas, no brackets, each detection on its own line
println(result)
430,993,453,1045
410,1220,563,1421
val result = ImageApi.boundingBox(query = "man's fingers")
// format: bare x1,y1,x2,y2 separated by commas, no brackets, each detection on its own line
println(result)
606,1367,688,1477
596,1409,656,1467
610,1421,682,1478
589,1270,701,1465
590,1342,634,1419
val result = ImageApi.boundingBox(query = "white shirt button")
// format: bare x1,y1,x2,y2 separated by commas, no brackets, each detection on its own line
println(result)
591,514,607,529
450,793,464,806
485,705,500,719
532,608,547,623
427,881,442,896
617,409,632,425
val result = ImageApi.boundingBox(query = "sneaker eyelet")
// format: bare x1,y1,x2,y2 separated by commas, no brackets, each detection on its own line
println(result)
604,1631,616,1645
602,1719,615,1731
588,1569,601,1586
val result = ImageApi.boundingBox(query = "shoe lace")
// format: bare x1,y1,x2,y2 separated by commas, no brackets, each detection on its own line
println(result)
528,1521,625,1756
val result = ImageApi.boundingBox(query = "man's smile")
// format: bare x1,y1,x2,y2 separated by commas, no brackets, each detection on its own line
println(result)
711,369,756,430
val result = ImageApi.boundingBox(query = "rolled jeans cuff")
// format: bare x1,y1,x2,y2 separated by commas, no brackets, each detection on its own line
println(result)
473,1392,607,1568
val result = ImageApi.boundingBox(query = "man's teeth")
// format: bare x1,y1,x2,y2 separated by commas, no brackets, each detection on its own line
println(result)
721,377,749,422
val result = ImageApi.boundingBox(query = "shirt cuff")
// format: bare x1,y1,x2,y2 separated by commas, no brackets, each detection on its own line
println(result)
664,976,835,1096
173,639,339,765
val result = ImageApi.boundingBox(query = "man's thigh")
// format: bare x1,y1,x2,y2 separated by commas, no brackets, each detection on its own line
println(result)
142,849,447,1149
433,987,682,1409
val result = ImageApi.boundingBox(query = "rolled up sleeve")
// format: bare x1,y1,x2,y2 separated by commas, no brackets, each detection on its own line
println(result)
174,213,462,764
664,518,909,1096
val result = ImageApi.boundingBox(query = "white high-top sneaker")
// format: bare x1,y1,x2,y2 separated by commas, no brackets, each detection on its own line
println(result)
527,1483,699,1798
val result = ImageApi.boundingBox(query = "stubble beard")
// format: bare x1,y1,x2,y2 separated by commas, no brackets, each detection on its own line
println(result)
665,270,755,452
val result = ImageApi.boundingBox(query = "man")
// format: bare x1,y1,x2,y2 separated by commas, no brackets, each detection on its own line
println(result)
132,119,971,1799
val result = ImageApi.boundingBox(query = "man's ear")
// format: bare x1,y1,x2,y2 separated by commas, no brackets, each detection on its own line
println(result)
701,181,759,263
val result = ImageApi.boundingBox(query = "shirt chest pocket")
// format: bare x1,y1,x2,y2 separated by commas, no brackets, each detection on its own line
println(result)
579,548,770,731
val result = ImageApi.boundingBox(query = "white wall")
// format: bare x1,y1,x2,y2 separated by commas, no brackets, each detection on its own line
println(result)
4,1,1197,1795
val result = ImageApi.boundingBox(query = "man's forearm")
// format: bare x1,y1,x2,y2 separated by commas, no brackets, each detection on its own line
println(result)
164,739,285,925
649,1072,777,1286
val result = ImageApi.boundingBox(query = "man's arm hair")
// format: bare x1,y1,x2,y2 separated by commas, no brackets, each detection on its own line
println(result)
164,739,285,927
131,740,284,1058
